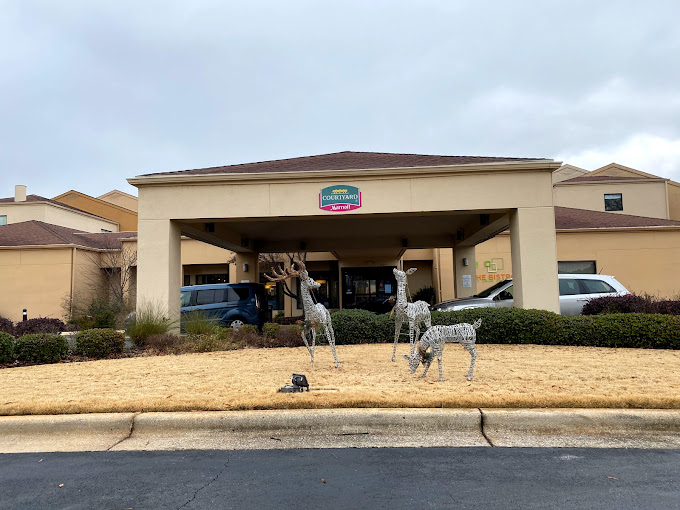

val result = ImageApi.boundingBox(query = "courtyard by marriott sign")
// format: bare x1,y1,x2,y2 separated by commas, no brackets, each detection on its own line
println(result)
319,185,362,212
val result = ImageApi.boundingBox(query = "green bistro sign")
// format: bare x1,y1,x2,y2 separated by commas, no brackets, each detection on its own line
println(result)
319,185,362,212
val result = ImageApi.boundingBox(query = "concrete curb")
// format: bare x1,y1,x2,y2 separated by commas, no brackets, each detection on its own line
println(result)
132,408,481,434
1,408,679,452
0,413,135,453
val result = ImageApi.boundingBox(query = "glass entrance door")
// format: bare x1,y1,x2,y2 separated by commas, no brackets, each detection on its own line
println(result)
341,266,397,314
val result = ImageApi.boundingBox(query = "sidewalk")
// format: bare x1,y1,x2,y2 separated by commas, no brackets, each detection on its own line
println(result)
2,408,679,453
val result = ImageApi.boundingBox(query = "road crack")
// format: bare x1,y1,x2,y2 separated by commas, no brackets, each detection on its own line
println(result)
177,459,229,509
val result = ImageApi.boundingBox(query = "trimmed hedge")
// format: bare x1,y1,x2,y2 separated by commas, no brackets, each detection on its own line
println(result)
330,308,680,350
0,317,14,337
582,294,680,316
15,333,69,364
14,317,65,337
0,331,15,363
75,329,125,358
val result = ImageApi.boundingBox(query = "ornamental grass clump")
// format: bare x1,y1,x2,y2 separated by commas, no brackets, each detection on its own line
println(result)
181,310,218,336
127,302,175,346
75,329,125,358
0,332,15,363
14,333,69,364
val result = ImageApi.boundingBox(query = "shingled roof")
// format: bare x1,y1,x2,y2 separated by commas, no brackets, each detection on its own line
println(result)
0,221,137,249
559,175,656,183
554,207,680,229
141,151,548,177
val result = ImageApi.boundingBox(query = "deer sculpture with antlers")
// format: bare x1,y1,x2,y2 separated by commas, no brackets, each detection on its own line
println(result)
265,260,339,368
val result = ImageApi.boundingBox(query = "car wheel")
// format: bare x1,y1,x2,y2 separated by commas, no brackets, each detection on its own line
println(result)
228,318,245,331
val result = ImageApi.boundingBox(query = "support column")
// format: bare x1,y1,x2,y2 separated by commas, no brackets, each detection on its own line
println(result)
509,207,559,313
234,252,260,283
454,245,477,298
434,248,455,302
136,219,181,330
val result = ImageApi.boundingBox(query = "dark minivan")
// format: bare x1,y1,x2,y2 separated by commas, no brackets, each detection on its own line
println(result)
180,283,268,329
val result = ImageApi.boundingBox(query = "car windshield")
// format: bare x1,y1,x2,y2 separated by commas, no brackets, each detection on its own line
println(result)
474,280,511,299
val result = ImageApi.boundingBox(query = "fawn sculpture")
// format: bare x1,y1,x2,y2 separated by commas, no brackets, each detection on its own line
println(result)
403,319,481,381
391,267,432,362
265,260,339,368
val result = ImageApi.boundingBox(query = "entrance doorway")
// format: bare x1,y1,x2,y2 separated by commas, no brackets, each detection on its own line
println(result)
342,266,397,313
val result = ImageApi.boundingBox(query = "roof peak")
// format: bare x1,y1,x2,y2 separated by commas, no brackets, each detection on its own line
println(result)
139,151,549,178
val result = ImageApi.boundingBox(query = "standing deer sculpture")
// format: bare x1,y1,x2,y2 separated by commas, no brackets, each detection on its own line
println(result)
391,267,432,362
265,260,339,368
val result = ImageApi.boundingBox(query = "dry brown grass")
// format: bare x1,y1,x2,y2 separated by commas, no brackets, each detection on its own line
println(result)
1,344,679,416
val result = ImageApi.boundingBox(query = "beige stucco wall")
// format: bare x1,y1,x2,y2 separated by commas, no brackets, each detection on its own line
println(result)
135,166,556,222
553,181,669,219
474,228,680,298
54,192,137,231
667,182,680,221
0,202,119,232
98,191,139,212
0,247,74,322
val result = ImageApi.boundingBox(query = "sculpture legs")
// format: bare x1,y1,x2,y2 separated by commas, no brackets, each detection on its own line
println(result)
392,317,404,362
464,344,477,381
300,326,315,365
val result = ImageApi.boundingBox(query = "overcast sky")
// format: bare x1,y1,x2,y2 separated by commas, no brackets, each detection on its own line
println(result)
1,0,679,199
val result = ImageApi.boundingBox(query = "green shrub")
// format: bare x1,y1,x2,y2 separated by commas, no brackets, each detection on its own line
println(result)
331,309,384,344
412,286,436,305
0,332,15,363
262,322,281,339
15,333,69,364
71,299,122,330
127,302,174,346
329,307,680,350
74,329,125,358
181,310,217,336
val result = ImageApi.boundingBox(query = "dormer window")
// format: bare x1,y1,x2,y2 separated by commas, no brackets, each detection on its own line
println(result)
604,193,623,211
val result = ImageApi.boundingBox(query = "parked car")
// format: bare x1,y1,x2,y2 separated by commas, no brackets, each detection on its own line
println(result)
180,283,268,329
431,274,630,316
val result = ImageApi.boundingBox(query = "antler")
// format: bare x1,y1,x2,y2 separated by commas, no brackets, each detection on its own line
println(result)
292,259,306,273
264,265,294,282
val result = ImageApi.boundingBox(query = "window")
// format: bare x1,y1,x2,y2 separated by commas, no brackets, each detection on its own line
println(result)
558,261,596,274
180,291,192,307
558,279,580,296
196,273,228,285
578,279,616,294
183,275,191,286
227,287,250,302
0,215,6,226
604,193,623,211
196,289,217,305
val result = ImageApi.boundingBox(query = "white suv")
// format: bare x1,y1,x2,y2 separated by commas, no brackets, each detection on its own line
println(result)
431,274,630,315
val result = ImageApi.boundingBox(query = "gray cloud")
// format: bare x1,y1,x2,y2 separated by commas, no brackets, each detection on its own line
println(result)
1,0,679,198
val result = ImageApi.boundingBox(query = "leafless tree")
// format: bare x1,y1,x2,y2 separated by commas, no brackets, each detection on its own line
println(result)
77,236,138,313
259,252,308,306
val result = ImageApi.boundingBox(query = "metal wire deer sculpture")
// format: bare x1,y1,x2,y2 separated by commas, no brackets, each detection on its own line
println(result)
265,260,339,368
391,267,432,362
